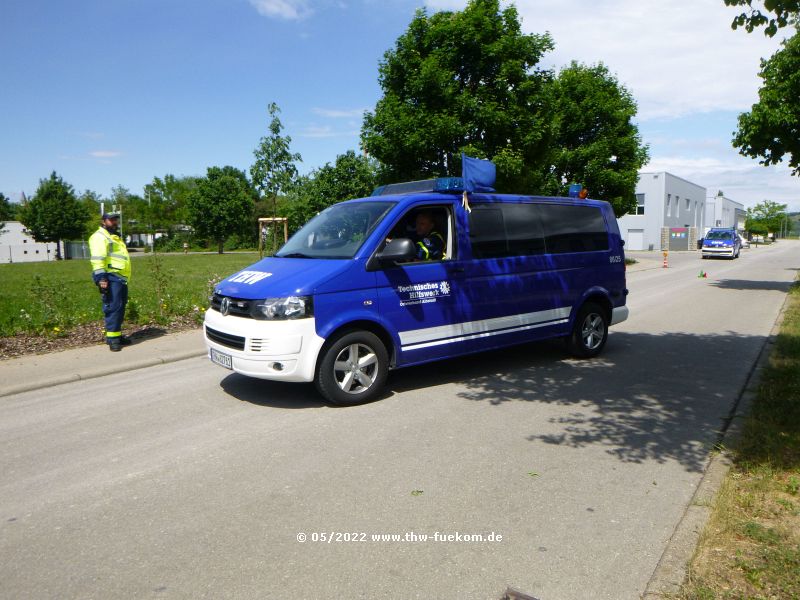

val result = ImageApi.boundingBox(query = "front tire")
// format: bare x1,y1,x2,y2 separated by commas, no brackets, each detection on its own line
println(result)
567,302,609,358
315,331,388,405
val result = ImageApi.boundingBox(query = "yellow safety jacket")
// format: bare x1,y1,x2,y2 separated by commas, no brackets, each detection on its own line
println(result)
89,226,131,280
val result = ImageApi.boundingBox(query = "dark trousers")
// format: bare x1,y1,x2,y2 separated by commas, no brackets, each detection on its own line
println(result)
103,274,128,342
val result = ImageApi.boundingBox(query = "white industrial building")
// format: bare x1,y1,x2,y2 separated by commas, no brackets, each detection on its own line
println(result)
704,191,746,233
617,172,707,251
0,221,58,263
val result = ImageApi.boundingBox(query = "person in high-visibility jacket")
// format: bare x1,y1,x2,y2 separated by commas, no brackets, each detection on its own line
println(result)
89,212,131,351
409,210,445,261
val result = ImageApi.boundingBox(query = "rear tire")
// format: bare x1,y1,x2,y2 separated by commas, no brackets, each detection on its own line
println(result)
315,331,388,406
567,302,609,358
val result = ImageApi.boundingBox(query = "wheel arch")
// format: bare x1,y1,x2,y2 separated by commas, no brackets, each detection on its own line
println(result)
573,289,613,324
316,320,397,372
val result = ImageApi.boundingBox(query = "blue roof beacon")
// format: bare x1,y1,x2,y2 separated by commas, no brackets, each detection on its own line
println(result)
204,156,629,405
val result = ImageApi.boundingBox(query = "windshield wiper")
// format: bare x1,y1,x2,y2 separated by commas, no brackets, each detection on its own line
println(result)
278,252,313,258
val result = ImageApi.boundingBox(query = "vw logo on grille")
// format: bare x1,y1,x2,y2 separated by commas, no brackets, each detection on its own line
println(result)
220,297,231,316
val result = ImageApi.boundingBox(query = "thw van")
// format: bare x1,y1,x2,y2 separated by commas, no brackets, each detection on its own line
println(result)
204,179,629,405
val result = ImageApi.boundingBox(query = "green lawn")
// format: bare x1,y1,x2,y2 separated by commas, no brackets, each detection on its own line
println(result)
0,252,259,336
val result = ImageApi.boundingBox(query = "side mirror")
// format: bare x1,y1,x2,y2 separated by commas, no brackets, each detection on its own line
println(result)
378,238,415,261
367,238,416,271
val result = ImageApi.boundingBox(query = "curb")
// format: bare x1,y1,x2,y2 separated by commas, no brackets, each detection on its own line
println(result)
641,290,789,598
0,348,206,399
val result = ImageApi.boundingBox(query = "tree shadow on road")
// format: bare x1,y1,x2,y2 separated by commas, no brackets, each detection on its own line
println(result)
708,279,793,292
388,330,767,473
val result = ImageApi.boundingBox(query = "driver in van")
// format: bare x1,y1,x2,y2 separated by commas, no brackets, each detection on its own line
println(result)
410,210,445,260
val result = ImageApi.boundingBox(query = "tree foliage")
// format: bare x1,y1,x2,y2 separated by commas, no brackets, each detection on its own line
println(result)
733,32,800,175
725,0,799,36
186,166,257,254
548,62,649,216
361,0,556,192
745,199,788,234
287,151,379,231
361,0,648,215
143,174,199,231
17,172,90,259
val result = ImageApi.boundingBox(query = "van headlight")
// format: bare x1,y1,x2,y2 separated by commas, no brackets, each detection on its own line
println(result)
253,296,313,320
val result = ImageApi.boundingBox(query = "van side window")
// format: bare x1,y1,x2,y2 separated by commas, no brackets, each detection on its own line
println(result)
388,205,452,261
469,203,545,259
540,205,609,253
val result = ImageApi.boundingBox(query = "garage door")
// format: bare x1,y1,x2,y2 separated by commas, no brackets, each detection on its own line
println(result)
627,229,644,250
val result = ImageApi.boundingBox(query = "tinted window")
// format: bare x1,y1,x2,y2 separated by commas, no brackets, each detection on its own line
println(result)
468,204,545,259
541,204,609,253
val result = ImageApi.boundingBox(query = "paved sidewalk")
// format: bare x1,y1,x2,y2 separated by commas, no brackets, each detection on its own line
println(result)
0,328,206,398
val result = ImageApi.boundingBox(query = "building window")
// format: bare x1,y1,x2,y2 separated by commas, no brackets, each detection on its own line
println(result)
686,198,691,211
635,193,645,215
666,194,672,217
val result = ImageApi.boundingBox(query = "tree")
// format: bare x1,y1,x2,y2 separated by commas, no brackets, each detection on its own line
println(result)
725,0,799,36
745,199,788,235
547,62,649,216
361,0,557,192
733,32,800,175
186,166,257,254
0,192,15,230
251,103,301,214
77,190,103,237
17,172,88,259
143,174,199,230
287,151,379,231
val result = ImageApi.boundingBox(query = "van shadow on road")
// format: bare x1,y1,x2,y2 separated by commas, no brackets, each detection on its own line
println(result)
219,375,326,409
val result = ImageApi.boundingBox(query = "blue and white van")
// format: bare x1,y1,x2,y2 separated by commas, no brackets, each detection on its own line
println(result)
702,228,741,259
204,179,629,405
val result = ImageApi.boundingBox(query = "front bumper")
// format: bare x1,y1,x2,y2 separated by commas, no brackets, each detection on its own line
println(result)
702,246,735,257
203,308,326,382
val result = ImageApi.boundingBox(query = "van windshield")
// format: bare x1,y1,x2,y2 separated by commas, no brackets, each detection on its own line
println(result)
275,201,395,259
705,231,733,240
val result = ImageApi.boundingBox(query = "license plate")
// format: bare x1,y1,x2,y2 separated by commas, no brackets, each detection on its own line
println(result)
210,348,233,370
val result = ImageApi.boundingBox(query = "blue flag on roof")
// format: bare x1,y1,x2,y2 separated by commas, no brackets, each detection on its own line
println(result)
461,154,496,193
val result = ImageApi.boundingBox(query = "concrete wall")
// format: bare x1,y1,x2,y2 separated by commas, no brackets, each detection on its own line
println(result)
0,222,59,263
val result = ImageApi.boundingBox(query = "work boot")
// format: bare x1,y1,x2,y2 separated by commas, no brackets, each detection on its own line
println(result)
109,342,122,352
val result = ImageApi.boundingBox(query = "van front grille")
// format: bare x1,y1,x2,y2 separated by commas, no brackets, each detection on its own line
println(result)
205,326,245,351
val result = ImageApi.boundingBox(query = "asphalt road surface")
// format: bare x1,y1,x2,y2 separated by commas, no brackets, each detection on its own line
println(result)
1,242,797,600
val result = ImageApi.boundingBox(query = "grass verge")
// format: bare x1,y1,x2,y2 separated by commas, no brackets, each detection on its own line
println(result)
678,281,800,599
0,252,258,337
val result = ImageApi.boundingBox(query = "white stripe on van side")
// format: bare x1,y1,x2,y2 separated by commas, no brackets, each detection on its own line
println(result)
399,306,571,351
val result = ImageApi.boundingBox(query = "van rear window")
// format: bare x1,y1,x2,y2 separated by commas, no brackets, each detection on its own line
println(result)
469,203,608,258
541,204,609,253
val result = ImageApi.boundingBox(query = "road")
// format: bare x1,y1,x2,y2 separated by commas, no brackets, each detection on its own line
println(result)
1,242,797,600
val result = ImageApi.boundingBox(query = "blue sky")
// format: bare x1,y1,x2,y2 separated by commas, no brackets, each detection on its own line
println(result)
2,0,798,211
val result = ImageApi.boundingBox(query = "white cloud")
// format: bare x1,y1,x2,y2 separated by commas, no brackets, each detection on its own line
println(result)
89,150,121,159
299,123,361,138
249,0,312,20
312,107,367,118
